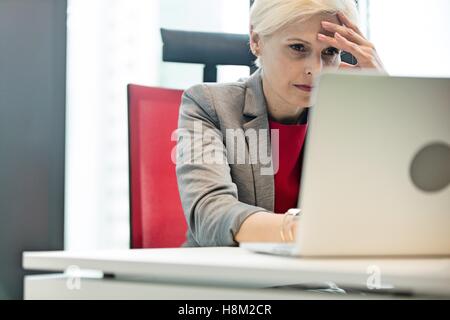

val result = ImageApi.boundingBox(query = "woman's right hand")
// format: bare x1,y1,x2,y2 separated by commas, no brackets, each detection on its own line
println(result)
318,11,386,73
281,210,300,242
235,210,300,243
235,212,286,243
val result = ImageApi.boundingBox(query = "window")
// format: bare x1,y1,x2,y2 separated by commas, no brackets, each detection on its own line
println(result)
368,0,450,77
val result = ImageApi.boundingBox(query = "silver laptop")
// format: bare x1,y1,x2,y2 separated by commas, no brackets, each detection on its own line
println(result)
241,71,450,257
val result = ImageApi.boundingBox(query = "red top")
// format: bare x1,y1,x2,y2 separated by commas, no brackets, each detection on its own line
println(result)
269,119,308,214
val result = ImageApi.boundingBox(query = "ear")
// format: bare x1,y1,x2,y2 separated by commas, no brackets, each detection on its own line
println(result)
249,26,261,56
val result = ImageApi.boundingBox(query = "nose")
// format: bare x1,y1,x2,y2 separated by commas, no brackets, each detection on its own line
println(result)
304,54,323,77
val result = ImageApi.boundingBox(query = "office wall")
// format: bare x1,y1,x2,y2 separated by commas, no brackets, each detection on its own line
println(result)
0,0,67,299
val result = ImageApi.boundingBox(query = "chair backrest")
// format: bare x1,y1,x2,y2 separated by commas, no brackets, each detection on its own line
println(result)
128,84,187,248
160,28,258,82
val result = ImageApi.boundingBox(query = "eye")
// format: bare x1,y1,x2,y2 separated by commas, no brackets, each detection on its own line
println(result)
289,44,307,53
323,47,340,56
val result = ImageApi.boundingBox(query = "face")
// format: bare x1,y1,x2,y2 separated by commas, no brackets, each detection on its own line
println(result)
251,13,342,110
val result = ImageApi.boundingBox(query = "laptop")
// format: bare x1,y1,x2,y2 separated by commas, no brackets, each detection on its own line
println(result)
241,71,450,257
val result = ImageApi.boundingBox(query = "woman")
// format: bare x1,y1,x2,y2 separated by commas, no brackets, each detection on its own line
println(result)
176,0,385,247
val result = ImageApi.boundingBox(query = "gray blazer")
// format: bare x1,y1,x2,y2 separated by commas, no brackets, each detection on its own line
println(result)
176,69,305,247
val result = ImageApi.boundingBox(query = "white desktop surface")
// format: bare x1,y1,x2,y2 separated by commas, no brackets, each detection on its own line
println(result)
23,247,450,299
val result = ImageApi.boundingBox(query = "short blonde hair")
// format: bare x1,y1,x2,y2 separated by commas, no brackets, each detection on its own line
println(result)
250,0,360,67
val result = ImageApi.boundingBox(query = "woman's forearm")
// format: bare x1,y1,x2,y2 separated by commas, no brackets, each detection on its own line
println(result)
234,212,285,243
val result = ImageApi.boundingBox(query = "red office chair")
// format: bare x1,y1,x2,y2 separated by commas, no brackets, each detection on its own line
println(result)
128,84,187,248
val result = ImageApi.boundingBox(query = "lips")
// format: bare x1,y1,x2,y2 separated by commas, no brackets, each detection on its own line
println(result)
294,85,314,92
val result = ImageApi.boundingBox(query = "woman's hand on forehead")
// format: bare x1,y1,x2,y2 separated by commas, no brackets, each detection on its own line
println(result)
317,11,386,73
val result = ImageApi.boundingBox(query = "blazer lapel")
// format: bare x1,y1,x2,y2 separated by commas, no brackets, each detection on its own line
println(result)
242,69,275,212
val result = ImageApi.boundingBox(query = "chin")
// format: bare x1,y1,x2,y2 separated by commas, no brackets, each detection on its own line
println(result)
287,89,311,108
294,97,311,109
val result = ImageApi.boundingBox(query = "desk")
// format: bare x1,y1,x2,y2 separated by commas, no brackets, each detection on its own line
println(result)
22,247,450,299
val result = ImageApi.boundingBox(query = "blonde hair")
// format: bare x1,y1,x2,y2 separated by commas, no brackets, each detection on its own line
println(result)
250,0,360,67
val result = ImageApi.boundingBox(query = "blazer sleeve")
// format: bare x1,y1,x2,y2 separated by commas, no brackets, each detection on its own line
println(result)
176,84,270,247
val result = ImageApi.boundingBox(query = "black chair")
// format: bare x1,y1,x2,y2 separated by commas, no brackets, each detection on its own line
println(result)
161,28,257,82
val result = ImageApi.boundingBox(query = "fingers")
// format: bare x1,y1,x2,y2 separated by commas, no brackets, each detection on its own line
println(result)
317,33,338,47
334,32,366,58
336,11,364,37
317,32,365,60
318,12,386,72
321,21,372,47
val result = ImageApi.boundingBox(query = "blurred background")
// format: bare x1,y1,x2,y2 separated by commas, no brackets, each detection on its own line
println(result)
1,0,449,299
